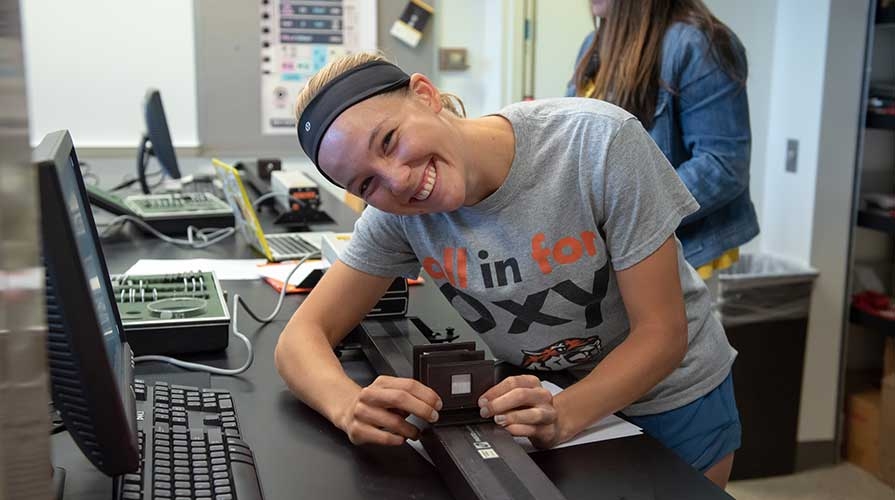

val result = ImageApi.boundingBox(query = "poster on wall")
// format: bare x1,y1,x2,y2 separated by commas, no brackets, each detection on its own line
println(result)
260,0,377,135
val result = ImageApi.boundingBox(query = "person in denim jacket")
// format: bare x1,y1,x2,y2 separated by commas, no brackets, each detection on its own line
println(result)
568,0,759,280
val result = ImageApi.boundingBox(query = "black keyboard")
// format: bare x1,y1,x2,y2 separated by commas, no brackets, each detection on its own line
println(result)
117,380,264,500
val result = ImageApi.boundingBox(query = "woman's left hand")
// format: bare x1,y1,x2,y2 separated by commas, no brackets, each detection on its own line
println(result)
478,374,563,449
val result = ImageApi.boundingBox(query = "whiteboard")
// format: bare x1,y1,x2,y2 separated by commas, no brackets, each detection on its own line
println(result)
20,0,199,148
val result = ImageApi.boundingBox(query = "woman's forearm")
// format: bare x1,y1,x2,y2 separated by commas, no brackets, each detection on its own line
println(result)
553,324,687,443
274,321,361,431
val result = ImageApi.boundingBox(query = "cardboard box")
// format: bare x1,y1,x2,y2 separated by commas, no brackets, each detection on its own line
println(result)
846,389,882,477
880,338,895,488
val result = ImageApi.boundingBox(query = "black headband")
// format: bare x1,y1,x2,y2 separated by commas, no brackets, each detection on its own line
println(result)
297,60,411,185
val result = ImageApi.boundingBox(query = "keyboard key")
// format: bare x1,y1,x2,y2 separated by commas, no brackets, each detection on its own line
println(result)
226,437,251,450
229,453,254,466
231,461,263,500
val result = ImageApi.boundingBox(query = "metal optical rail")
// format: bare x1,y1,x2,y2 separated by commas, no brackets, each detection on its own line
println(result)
358,319,566,500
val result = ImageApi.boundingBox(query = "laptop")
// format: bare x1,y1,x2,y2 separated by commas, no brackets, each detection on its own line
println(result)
211,158,332,262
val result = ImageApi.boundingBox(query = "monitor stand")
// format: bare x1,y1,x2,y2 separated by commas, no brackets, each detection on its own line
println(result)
52,465,66,500
136,134,155,194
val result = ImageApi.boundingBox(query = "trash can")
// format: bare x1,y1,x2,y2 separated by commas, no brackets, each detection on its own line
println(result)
714,253,819,480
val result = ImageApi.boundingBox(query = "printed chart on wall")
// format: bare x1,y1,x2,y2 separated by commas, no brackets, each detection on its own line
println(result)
260,0,377,135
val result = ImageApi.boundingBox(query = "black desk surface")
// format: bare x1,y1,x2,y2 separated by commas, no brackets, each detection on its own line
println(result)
53,160,731,500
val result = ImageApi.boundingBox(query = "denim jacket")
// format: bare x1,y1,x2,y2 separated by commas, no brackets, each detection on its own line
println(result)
567,23,759,268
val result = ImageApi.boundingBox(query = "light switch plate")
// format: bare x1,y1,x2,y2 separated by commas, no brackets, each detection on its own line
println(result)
439,48,469,71
786,139,799,173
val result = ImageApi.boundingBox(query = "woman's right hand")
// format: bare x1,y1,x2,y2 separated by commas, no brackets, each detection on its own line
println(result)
338,375,443,446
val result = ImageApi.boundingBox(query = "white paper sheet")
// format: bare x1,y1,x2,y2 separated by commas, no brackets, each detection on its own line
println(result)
513,380,642,453
124,259,267,280
407,380,642,464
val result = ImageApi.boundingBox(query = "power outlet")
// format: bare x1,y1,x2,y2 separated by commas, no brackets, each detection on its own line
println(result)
785,139,799,173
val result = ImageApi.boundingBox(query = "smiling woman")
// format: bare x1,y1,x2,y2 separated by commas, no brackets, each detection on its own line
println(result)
293,54,497,215
275,52,741,488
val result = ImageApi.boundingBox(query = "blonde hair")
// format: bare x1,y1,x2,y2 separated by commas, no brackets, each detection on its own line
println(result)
293,52,466,124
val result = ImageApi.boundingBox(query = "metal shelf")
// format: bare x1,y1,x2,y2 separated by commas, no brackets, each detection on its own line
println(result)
866,112,895,130
850,305,895,336
857,209,895,235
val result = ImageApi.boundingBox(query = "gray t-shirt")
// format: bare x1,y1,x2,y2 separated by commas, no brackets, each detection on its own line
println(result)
340,98,736,415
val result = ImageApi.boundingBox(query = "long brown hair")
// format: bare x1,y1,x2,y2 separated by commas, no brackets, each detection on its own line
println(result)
573,0,746,128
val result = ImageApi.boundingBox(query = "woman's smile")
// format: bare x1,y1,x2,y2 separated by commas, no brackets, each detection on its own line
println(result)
412,159,437,201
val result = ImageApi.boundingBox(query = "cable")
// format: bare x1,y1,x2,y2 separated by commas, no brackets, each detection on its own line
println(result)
99,215,235,249
133,253,318,375
137,135,153,194
252,191,289,209
109,169,163,192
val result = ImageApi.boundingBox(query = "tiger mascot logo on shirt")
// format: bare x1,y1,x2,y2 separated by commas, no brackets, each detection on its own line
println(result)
520,335,603,370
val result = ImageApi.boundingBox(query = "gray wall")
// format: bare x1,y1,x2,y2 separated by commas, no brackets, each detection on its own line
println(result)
194,0,438,157
812,0,873,454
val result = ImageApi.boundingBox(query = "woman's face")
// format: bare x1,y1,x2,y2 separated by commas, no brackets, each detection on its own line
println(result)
316,75,468,216
591,0,610,17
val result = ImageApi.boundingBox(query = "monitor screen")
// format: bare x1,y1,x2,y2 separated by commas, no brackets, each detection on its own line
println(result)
144,89,181,179
58,151,128,384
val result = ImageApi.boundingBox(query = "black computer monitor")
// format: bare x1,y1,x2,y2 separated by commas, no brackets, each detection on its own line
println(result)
138,89,181,193
36,130,140,476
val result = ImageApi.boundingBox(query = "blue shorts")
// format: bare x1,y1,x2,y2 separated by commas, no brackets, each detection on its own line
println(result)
626,372,741,472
